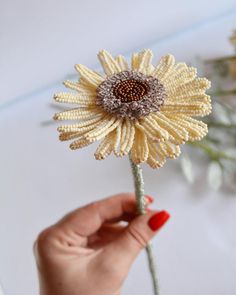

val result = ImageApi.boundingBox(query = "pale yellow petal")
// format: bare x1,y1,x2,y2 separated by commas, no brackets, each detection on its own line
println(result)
54,92,96,105
140,116,169,141
158,141,181,159
146,140,181,169
63,80,95,94
130,125,149,164
163,65,197,89
167,93,211,104
54,107,103,121
75,64,104,88
70,138,93,150
94,130,117,160
114,119,135,156
146,153,165,169
160,100,212,117
97,50,121,76
122,120,135,155
84,117,122,142
133,121,156,142
57,115,106,133
59,131,84,141
115,55,129,71
165,114,208,141
135,49,153,75
152,54,175,81
151,113,189,144
146,141,166,168
146,64,155,75
131,53,139,71
167,77,211,96
162,62,187,81
113,123,122,154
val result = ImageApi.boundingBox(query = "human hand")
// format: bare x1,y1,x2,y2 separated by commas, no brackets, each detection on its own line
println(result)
34,193,170,295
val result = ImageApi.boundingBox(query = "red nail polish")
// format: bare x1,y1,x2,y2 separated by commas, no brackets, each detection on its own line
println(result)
148,211,170,231
145,195,154,203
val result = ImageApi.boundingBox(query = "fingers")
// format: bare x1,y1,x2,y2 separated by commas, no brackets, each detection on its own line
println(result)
104,210,170,270
56,193,153,237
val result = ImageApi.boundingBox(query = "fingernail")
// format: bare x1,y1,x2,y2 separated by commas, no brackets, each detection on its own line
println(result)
148,211,170,231
145,195,154,204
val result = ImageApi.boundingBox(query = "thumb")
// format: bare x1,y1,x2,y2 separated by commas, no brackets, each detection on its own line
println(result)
106,210,170,269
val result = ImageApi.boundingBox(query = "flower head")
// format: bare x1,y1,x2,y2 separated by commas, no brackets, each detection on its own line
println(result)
54,49,211,168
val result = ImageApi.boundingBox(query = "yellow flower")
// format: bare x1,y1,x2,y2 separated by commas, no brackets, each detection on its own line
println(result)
54,49,211,168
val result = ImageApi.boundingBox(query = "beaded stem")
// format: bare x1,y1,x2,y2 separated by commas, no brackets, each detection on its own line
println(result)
129,154,160,295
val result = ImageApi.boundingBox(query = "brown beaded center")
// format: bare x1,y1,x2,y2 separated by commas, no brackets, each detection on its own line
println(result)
96,70,167,120
113,79,149,102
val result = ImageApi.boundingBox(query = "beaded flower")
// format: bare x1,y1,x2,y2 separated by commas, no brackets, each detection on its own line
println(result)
54,49,211,168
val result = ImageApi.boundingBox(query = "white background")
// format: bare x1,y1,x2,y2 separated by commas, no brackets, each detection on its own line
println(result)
1,1,236,294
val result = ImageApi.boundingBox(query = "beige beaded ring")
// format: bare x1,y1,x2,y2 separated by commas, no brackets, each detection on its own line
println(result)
53,49,211,168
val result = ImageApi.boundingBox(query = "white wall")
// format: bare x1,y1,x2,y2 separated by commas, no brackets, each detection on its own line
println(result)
1,1,236,295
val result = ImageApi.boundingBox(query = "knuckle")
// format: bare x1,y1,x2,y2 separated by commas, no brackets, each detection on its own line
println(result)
35,226,58,256
126,226,149,249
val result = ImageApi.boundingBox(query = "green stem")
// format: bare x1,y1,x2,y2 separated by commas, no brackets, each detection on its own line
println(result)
206,122,236,129
188,141,236,161
210,89,236,97
129,155,160,295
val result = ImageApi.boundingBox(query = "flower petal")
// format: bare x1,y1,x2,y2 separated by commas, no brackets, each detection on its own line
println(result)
114,119,135,156
151,113,189,144
160,101,212,117
130,125,149,164
70,137,94,150
165,114,208,141
84,117,122,142
140,116,169,141
146,140,166,168
57,115,106,133
75,64,104,88
115,55,129,71
167,93,211,104
167,77,211,96
146,140,181,169
159,141,181,159
152,54,175,81
135,49,153,75
54,92,96,105
162,64,197,88
54,107,104,121
131,53,139,71
133,121,155,141
63,80,95,94
59,131,85,141
97,50,121,76
94,130,117,160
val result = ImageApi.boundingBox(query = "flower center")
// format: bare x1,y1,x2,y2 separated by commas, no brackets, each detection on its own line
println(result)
113,79,149,102
96,70,167,120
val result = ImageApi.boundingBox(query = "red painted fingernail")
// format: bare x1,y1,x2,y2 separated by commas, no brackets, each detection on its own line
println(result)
145,195,154,203
148,211,170,231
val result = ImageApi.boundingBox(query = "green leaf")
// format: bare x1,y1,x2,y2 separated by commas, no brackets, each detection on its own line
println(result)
207,161,223,191
180,155,195,184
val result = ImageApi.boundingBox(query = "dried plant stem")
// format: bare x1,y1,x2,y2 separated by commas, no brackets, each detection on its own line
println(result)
129,155,160,295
